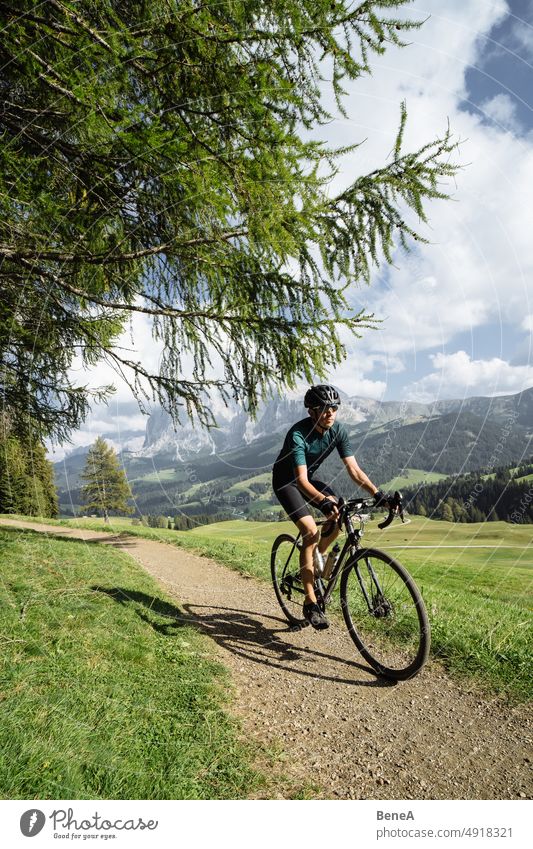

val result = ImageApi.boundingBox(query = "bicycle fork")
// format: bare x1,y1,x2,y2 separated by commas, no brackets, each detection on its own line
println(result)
352,554,389,617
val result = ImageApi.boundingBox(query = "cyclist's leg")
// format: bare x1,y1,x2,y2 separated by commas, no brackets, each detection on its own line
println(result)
272,479,319,603
318,515,340,554
309,479,341,555
295,514,320,604
272,477,338,605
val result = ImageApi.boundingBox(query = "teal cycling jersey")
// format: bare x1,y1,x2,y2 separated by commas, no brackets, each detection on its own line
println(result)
272,418,353,482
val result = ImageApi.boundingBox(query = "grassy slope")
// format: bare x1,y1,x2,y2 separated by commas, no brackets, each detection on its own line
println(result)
226,472,272,493
130,467,179,484
382,468,448,490
2,514,531,700
0,526,269,800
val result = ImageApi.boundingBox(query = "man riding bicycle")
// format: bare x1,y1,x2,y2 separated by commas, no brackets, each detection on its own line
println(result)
272,384,387,630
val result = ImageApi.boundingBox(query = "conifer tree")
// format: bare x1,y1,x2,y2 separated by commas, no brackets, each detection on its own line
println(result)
439,502,454,522
80,438,133,523
0,429,58,517
1,1,458,440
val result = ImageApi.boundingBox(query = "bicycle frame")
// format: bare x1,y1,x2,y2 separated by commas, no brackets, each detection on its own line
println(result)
282,500,390,614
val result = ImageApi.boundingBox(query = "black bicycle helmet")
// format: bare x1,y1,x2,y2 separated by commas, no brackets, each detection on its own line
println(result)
304,384,341,409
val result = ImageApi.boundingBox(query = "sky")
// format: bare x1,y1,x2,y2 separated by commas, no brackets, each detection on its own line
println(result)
49,0,533,459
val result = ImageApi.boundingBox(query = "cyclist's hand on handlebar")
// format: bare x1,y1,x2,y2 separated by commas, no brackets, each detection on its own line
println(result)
377,490,405,529
373,490,392,509
318,498,339,518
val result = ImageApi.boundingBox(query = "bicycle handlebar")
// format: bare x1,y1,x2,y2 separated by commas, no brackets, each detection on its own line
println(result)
337,491,405,530
377,491,404,529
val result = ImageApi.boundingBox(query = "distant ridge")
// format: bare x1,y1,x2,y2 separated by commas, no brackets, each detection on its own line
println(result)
54,387,533,517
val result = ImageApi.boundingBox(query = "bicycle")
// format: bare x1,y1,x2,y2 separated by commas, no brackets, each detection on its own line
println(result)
271,492,430,680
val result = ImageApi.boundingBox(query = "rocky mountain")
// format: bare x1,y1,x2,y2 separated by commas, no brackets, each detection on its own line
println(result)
135,386,533,459
136,393,444,460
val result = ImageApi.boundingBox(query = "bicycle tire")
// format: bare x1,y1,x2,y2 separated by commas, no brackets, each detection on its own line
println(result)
340,547,430,680
271,534,305,624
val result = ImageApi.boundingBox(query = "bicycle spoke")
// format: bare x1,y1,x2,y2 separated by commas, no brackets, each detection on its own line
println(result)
341,548,429,678
271,534,305,623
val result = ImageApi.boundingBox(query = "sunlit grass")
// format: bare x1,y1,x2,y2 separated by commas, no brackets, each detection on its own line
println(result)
0,526,267,799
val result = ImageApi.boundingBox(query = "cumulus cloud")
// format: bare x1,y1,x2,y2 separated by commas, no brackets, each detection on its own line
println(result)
480,93,521,132
332,373,387,399
48,311,158,459
405,350,533,401
68,309,164,403
508,9,533,60
318,0,533,398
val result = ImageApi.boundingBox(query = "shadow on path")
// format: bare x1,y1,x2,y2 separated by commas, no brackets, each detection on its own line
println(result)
182,602,394,689
0,524,139,549
91,585,394,689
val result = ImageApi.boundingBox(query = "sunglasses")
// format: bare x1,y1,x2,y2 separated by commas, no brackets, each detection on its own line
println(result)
312,405,339,413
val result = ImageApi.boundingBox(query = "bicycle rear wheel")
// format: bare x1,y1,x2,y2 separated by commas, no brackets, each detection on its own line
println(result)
340,548,430,680
271,534,305,624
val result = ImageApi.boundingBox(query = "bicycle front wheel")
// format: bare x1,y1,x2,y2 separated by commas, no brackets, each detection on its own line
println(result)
271,534,305,625
340,548,430,680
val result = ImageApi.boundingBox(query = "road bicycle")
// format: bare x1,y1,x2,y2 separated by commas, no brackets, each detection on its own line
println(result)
271,493,430,680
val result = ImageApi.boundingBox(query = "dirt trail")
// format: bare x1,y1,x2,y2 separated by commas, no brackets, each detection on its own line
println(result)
2,518,531,800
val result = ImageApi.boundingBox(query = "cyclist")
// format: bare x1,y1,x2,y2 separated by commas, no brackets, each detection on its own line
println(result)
272,384,388,630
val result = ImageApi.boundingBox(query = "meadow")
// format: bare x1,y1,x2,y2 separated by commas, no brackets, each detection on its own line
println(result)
0,525,271,799
2,513,532,700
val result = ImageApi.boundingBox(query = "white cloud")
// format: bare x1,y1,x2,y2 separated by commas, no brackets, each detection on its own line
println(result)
405,350,533,401
313,0,533,399
479,93,520,132
509,13,533,60
69,309,164,403
522,314,533,333
333,373,387,400
47,403,149,462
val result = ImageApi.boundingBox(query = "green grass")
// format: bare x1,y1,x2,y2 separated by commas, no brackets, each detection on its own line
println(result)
177,479,214,498
0,525,270,799
226,473,272,493
131,467,179,484
2,513,532,700
247,498,276,514
382,468,448,490
482,467,533,482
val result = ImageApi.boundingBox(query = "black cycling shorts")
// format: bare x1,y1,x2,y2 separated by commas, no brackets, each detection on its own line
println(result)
272,474,336,522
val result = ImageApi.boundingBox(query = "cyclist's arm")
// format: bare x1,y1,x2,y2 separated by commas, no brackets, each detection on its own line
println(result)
294,465,336,506
342,456,379,497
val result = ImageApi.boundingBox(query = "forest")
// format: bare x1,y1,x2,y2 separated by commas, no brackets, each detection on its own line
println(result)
402,459,533,523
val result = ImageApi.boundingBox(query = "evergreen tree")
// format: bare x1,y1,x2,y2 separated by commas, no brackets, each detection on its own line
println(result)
0,415,58,517
438,502,454,522
1,1,458,441
80,438,133,523
27,439,59,518
0,436,30,514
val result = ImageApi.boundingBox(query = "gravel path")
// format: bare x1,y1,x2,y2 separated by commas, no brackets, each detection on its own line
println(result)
2,518,531,800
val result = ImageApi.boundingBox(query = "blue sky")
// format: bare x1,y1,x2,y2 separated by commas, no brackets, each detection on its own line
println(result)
52,1,533,458
463,0,533,131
